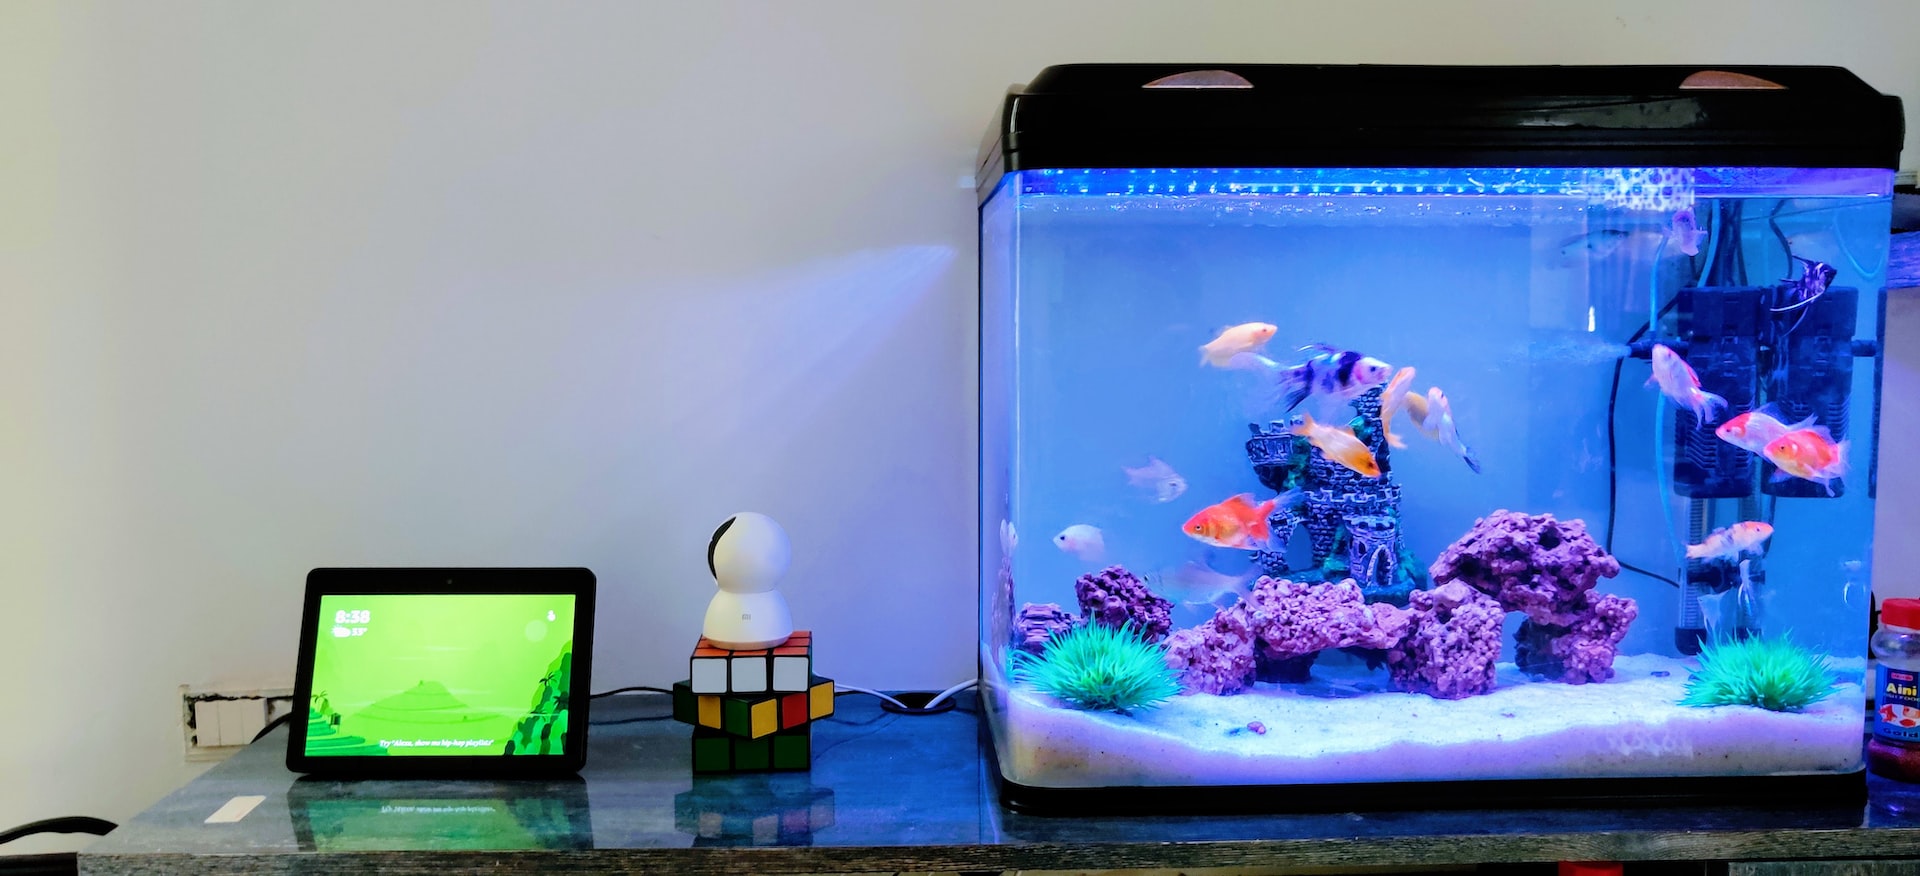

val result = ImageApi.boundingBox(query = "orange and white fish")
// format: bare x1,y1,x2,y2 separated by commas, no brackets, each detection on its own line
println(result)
1052,524,1106,562
1686,521,1773,564
1763,427,1849,496
1715,403,1816,456
1290,413,1381,478
1378,366,1416,449
1401,387,1482,474
1200,322,1278,368
1647,344,1728,423
1182,492,1284,550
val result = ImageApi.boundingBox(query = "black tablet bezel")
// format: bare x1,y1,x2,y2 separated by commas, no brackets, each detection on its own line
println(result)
287,567,595,778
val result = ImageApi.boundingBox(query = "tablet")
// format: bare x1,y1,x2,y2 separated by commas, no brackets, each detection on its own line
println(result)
288,776,592,851
288,568,596,777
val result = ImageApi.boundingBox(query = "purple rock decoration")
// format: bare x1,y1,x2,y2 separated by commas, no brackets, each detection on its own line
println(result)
1165,604,1259,695
1074,565,1174,643
1243,578,1411,660
1384,581,1504,699
1164,576,1411,695
1012,603,1080,655
1429,510,1622,627
1430,510,1636,684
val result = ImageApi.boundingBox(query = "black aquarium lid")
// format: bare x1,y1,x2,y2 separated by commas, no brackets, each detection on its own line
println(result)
977,64,1905,195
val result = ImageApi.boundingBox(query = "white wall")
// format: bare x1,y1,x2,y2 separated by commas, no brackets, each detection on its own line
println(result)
3,0,1917,853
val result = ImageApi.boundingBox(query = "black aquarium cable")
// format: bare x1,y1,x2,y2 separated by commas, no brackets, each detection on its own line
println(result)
1602,203,1719,567
1618,560,1680,589
1603,295,1679,556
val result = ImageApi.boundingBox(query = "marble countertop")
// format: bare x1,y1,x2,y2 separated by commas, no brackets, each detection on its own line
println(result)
76,692,1920,875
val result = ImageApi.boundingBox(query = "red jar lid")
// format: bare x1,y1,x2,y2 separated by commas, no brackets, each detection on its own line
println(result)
1560,863,1622,876
1887,599,1920,630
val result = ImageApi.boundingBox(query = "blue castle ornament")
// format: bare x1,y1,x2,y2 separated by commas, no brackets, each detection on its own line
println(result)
1244,386,1426,606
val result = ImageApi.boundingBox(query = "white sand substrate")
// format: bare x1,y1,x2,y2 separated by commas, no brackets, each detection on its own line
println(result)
999,653,1865,787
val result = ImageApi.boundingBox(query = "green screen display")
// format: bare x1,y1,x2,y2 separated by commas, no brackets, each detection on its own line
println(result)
305,594,575,757
293,795,586,851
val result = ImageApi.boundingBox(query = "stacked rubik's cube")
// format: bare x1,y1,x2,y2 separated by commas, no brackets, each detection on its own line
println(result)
674,775,835,846
671,630,835,773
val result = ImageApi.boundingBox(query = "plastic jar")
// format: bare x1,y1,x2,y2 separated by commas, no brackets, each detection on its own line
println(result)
1869,598,1920,781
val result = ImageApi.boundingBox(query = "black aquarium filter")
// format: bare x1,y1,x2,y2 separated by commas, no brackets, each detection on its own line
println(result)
1672,286,1763,499
1762,285,1856,499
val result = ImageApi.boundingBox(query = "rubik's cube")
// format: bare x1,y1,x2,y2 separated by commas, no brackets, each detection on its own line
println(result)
673,774,835,846
690,631,815,694
672,631,834,772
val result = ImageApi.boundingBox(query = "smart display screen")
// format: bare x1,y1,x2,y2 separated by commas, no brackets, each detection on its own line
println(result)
302,593,576,758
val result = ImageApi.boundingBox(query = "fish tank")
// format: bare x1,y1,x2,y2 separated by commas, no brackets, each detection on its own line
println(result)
976,64,1905,811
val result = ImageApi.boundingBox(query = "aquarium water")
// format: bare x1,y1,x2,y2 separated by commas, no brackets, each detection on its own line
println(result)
976,65,1904,806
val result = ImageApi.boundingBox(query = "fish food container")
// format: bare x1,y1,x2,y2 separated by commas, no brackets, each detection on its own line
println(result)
976,64,1904,812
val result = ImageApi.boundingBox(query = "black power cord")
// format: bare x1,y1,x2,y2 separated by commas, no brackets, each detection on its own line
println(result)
585,682,977,725
1603,201,1726,588
1603,297,1680,576
0,817,116,847
250,713,295,744
589,686,672,699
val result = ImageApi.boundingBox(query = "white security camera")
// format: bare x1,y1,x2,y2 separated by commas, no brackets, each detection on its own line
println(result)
702,512,794,649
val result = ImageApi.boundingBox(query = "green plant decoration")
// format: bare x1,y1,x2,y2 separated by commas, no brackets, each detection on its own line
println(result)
1680,634,1837,712
1011,622,1181,713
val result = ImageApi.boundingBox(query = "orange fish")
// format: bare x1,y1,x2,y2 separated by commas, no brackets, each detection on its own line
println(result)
1715,403,1814,456
1685,521,1773,564
1763,427,1849,496
1378,366,1416,449
1290,413,1382,478
1182,493,1281,550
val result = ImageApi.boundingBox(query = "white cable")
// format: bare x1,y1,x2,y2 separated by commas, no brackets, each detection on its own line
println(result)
835,684,911,710
839,679,978,712
922,679,979,710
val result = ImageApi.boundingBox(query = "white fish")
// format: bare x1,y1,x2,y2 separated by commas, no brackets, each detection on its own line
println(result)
1648,343,1728,423
1697,588,1739,644
1052,524,1106,562
1843,559,1867,608
1552,229,1664,267
1122,456,1188,503
1159,562,1257,608
1698,561,1761,644
1200,322,1278,368
999,519,1017,554
1736,558,1761,626
1403,387,1482,473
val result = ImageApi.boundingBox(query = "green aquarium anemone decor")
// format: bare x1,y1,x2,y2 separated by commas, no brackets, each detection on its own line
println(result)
1011,623,1181,713
1680,634,1838,712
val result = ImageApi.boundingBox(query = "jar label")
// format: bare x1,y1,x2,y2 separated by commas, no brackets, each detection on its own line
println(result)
1877,665,1920,744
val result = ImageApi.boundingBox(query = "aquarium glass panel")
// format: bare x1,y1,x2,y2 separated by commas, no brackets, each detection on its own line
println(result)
979,164,1893,790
